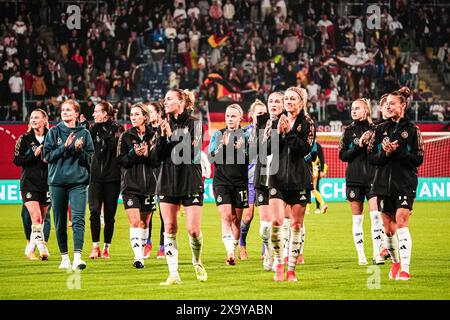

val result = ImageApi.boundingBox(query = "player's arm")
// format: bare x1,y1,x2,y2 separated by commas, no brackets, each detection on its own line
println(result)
74,131,94,169
367,127,391,165
317,143,325,172
44,129,69,163
339,129,364,162
13,135,38,166
116,132,138,168
207,130,224,163
284,117,315,156
392,126,424,168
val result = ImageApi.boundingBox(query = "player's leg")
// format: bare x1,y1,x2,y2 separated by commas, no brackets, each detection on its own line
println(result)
368,195,385,265
347,187,367,265
379,196,401,279
218,204,236,265
157,206,165,259
21,205,36,259
270,194,287,281
239,184,255,260
159,200,181,285
68,184,88,270
125,205,145,268
286,201,307,282
88,181,103,259
50,186,70,269
140,209,152,263
297,222,305,264
312,175,327,214
396,199,413,280
258,193,272,271
185,198,207,282
25,200,48,260
232,207,244,261
282,205,291,263
101,182,120,258
43,205,51,243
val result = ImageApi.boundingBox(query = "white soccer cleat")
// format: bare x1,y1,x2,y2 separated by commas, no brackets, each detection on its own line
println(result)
160,274,182,286
358,256,368,266
59,258,72,270
72,259,87,270
194,264,207,282
263,253,273,272
314,208,321,214
373,255,385,265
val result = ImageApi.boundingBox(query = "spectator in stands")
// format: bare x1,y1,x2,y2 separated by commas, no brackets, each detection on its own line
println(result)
9,70,23,104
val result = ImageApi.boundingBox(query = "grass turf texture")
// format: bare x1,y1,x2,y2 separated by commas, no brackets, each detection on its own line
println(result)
0,202,449,300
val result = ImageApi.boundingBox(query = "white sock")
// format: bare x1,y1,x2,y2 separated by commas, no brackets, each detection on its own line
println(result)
352,215,365,259
386,233,400,263
141,227,149,250
189,232,203,265
222,234,235,255
130,227,143,260
300,223,305,255
104,243,110,250
287,227,302,272
31,224,46,254
61,253,70,261
93,242,99,248
271,225,283,265
282,218,290,260
397,227,412,274
74,252,82,261
369,210,383,257
259,220,272,255
164,233,179,276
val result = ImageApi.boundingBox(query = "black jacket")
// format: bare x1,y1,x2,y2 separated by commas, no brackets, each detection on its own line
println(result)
117,126,159,196
268,110,315,191
339,120,376,187
209,127,249,188
90,120,124,183
13,129,49,193
368,117,424,196
154,110,203,197
253,113,273,188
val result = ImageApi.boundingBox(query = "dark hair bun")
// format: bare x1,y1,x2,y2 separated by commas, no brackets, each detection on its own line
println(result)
397,86,411,99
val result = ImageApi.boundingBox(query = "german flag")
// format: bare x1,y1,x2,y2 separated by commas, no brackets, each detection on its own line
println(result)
203,73,240,100
208,33,228,48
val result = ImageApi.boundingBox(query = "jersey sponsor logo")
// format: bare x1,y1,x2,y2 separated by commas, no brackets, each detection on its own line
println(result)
401,131,408,139
270,188,277,196
127,199,134,207
26,192,32,199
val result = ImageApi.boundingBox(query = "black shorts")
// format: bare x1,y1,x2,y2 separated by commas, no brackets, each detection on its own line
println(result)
213,185,249,209
269,188,311,205
22,191,51,206
378,195,415,216
158,193,204,207
346,185,376,202
255,187,269,207
122,194,156,212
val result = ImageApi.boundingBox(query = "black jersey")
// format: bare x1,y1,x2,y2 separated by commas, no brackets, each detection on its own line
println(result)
368,117,424,196
209,127,249,187
253,113,272,188
117,126,159,196
90,119,124,183
339,120,376,187
268,110,315,191
154,110,203,197
13,129,49,193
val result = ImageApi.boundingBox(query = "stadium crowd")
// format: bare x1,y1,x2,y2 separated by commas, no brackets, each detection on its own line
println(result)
0,0,449,123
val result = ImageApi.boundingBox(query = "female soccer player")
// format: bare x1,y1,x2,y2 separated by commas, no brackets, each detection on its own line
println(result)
339,98,386,265
268,87,315,282
88,102,124,259
20,206,51,260
44,99,94,270
14,109,51,260
209,104,249,265
155,89,207,285
368,87,423,281
143,101,165,260
117,102,159,268
239,99,267,260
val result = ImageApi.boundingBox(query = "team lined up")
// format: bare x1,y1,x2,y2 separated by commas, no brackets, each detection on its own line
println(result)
13,85,423,283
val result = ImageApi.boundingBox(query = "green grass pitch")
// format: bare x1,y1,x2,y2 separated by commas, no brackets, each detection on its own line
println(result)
0,202,449,300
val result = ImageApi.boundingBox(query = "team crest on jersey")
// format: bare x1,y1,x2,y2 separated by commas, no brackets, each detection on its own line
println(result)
296,124,302,132
270,188,277,196
96,135,101,142
57,137,63,145
349,190,355,199
382,136,390,144
353,138,360,146
127,199,133,207
217,195,222,203
401,131,408,139
258,194,264,203
32,145,37,152
26,192,32,199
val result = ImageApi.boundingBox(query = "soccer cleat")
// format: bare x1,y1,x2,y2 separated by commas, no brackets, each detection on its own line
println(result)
226,253,236,266
320,204,329,214
143,243,152,259
263,253,273,272
373,255,385,265
156,249,165,259
389,262,401,280
101,248,110,259
297,254,305,264
72,259,87,270
239,246,248,260
26,251,38,261
89,247,101,259
380,248,390,261
358,256,368,265
59,258,71,270
133,259,144,269
274,264,285,281
194,263,208,282
314,208,321,214
286,271,298,282
160,274,182,286
397,271,410,281
39,250,49,261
